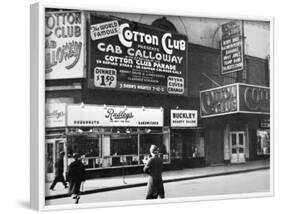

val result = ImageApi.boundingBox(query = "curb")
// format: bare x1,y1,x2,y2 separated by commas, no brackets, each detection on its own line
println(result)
45,166,269,200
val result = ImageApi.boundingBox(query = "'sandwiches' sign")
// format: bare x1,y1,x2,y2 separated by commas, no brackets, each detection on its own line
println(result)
45,11,85,79
67,104,163,127
88,15,187,95
221,21,244,74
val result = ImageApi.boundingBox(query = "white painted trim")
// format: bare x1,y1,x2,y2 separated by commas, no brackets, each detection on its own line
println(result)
200,110,239,118
199,83,238,94
45,84,82,91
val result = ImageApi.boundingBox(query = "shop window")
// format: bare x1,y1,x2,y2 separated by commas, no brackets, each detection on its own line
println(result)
139,128,170,163
46,143,54,173
257,129,270,155
110,135,138,155
110,134,139,167
171,133,183,160
67,135,100,169
66,127,171,169
183,131,205,159
192,137,205,158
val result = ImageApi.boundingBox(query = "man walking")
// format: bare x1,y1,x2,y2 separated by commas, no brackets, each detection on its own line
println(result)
66,153,86,204
143,145,165,199
49,151,68,190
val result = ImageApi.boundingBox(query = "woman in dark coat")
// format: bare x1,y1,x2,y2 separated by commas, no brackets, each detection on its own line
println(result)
143,145,165,199
49,151,68,190
66,153,86,204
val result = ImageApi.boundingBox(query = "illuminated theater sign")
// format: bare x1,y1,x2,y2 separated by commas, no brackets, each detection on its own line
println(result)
200,83,269,118
88,15,187,95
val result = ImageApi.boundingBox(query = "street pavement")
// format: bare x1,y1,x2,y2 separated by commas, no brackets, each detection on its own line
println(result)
45,159,269,200
46,169,270,205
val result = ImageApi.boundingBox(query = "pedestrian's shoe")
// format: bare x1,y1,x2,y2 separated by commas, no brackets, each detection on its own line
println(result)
75,196,80,204
49,187,55,191
73,195,77,199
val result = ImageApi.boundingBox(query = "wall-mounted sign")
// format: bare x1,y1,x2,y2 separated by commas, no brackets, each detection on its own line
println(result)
88,15,187,95
45,103,66,127
170,110,198,127
45,11,85,79
221,21,244,74
67,104,163,127
200,83,270,118
260,118,270,128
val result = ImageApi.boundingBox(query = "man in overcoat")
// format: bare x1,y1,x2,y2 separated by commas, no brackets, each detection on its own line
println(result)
143,145,165,199
49,151,68,190
66,153,86,204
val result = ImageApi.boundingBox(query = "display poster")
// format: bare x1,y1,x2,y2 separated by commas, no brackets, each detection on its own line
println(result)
45,11,85,79
170,110,198,127
88,15,187,95
67,104,163,127
45,103,66,127
221,21,244,74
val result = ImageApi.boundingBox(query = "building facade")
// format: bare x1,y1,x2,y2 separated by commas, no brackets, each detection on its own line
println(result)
45,9,270,180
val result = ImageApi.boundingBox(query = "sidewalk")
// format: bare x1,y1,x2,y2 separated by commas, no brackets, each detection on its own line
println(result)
45,159,270,200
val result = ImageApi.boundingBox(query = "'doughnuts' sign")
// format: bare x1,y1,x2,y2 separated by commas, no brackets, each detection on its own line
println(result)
45,11,85,79
88,15,187,95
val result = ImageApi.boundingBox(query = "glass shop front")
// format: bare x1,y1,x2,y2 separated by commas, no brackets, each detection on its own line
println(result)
65,104,170,171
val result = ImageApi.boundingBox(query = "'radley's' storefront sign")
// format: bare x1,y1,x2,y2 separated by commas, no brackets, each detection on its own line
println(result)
88,15,187,95
45,11,85,79
45,103,66,127
171,110,198,127
200,83,269,118
67,104,163,127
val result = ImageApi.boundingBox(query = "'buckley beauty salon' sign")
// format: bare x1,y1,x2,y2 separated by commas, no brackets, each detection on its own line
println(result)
171,110,198,127
67,104,163,127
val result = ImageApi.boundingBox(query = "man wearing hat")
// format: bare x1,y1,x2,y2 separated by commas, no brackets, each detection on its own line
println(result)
49,151,68,190
66,153,86,204
143,144,165,199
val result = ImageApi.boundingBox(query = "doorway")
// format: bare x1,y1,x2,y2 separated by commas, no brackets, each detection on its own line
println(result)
230,132,246,163
45,138,66,182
